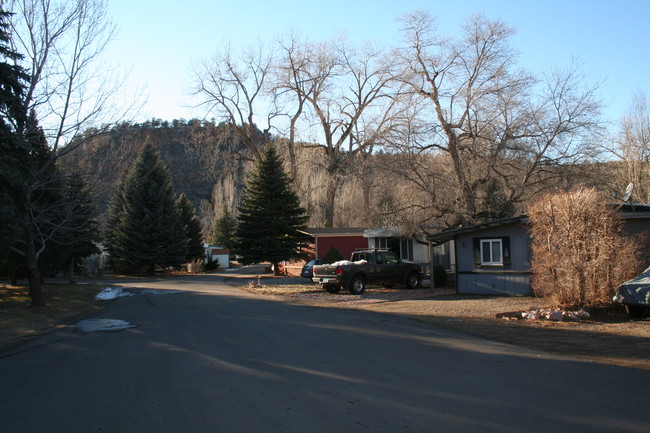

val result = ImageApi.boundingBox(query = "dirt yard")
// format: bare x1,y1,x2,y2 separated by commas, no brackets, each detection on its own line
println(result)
238,280,650,370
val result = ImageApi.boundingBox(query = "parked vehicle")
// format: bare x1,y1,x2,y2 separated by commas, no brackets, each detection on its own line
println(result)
614,266,650,318
301,259,322,279
312,249,423,295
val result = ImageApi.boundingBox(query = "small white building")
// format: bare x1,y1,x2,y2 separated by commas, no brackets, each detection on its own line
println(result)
204,244,230,269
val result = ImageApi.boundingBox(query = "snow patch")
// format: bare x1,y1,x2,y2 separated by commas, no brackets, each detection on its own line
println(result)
95,287,135,300
75,319,135,333
329,259,368,266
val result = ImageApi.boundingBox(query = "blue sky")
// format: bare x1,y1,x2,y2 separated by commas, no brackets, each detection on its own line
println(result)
106,0,650,131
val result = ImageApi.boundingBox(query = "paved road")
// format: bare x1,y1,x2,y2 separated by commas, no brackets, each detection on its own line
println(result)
1,274,648,433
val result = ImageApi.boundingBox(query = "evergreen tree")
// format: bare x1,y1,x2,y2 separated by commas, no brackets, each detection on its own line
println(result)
0,8,29,264
235,145,309,274
176,193,205,262
57,175,101,282
209,208,237,258
104,143,185,273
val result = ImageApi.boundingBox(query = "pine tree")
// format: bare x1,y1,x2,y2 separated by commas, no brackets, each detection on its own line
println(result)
235,145,309,274
209,208,237,257
57,176,100,282
104,143,185,273
0,8,29,264
176,193,205,262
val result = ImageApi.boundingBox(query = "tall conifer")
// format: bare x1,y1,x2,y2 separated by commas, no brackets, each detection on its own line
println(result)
0,8,29,263
176,193,205,262
104,143,185,273
235,146,309,273
209,208,237,257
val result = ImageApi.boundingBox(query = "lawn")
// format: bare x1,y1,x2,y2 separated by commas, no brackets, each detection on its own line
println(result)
0,283,104,350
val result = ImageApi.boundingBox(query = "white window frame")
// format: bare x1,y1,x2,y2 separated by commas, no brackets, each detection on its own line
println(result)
480,239,503,266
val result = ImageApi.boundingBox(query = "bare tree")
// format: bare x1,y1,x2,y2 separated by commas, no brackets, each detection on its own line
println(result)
396,12,603,226
7,0,132,305
191,41,274,160
273,31,312,182
610,92,650,202
9,0,131,155
280,37,398,227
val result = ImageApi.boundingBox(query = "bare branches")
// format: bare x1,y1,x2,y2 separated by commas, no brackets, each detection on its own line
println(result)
394,12,604,226
608,92,650,202
191,41,273,160
8,0,131,157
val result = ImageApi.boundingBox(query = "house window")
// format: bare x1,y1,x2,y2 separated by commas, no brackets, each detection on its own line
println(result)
473,237,511,268
480,239,502,265
400,238,413,261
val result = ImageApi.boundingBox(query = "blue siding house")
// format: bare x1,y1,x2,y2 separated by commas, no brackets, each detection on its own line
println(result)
428,216,532,295
428,205,650,296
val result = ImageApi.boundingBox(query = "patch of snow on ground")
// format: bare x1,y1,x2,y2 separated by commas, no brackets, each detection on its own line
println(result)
75,319,135,333
95,287,134,300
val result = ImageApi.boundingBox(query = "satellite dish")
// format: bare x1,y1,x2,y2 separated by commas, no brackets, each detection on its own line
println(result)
623,182,634,203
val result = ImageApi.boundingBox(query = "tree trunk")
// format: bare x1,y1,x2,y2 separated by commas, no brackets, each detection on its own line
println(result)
323,177,338,228
25,223,45,307
446,134,476,225
66,257,75,284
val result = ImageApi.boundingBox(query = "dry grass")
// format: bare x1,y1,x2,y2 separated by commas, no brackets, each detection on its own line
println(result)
0,283,104,350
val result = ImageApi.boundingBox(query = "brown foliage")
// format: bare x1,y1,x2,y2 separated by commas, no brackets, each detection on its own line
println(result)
528,187,640,309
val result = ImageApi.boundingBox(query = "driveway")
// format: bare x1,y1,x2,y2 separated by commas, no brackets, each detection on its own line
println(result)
1,273,649,432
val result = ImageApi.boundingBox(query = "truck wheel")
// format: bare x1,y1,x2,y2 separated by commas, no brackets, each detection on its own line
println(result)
348,276,366,295
324,285,341,294
625,305,645,319
405,271,420,290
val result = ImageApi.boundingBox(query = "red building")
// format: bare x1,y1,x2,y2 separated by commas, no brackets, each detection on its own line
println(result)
308,228,368,260
284,228,368,276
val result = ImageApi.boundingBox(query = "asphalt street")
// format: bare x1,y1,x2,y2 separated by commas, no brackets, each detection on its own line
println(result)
1,274,648,433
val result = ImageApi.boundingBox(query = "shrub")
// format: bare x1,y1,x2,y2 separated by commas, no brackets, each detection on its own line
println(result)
187,258,205,273
527,187,641,310
204,258,220,271
322,247,344,264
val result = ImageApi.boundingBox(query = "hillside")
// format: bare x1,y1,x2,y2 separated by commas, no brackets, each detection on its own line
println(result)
62,120,627,235
62,121,250,230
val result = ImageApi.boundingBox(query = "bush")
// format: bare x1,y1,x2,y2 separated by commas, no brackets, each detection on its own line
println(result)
527,187,641,310
322,247,344,264
187,258,205,273
203,258,220,271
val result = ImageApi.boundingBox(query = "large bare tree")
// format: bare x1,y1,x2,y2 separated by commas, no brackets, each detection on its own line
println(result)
8,0,131,305
191,42,274,161
396,12,603,226
280,37,398,227
610,92,650,202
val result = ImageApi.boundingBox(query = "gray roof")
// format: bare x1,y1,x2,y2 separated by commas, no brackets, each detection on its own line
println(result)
426,216,528,243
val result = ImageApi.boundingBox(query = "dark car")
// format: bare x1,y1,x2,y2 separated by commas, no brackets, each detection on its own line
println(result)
301,259,322,279
614,266,650,318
